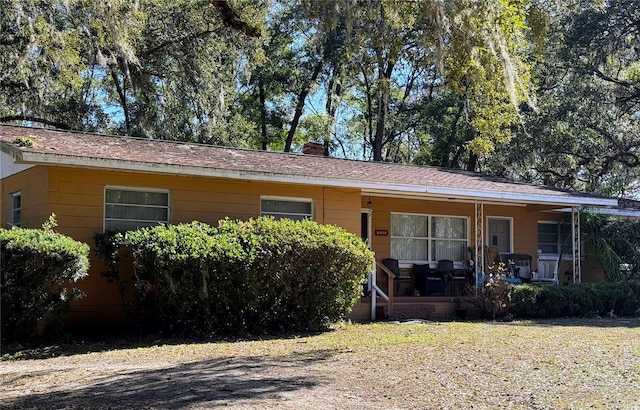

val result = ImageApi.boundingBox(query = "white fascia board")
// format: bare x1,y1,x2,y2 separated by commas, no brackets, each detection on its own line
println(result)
421,186,618,207
584,207,640,218
20,152,618,207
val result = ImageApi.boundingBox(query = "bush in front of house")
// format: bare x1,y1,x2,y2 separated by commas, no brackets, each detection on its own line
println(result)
511,281,640,319
0,215,89,343
218,217,374,332
124,221,250,334
125,218,374,335
469,272,515,320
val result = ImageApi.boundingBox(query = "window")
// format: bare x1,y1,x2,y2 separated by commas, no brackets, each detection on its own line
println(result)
104,187,169,231
537,222,571,256
261,197,313,221
391,213,468,263
9,192,21,227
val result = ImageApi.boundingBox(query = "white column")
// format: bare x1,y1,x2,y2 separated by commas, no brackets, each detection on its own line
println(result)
572,207,581,283
475,201,484,288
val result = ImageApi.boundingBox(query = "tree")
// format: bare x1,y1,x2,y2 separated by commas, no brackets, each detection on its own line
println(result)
488,0,640,196
0,0,264,143
303,0,538,164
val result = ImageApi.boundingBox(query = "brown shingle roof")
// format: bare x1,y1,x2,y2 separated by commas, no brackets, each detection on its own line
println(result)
0,124,617,207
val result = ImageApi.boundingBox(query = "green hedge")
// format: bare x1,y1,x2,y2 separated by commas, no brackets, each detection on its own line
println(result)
125,218,374,335
0,217,89,343
511,281,640,319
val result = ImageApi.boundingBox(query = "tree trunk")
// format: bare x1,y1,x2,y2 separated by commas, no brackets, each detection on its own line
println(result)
284,60,323,152
259,81,268,150
110,67,130,134
372,61,395,161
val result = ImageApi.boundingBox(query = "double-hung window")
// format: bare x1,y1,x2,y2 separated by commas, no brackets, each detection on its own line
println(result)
260,197,313,221
8,191,21,227
104,187,169,231
391,213,468,263
537,221,571,257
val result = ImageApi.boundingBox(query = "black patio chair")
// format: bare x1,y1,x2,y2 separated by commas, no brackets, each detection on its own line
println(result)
382,258,413,296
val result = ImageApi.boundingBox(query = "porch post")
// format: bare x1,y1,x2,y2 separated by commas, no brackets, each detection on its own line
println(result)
572,206,581,283
475,200,484,289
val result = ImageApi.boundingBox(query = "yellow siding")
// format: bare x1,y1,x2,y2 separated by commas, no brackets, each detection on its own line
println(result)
1,166,50,228
43,166,362,324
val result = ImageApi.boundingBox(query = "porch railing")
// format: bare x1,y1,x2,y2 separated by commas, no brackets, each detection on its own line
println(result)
372,260,394,320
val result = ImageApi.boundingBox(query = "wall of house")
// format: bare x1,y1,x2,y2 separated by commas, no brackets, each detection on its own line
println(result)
0,166,50,229
362,196,563,264
40,166,361,325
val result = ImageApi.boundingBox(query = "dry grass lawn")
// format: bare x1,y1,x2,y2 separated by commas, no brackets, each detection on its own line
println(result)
2,318,640,409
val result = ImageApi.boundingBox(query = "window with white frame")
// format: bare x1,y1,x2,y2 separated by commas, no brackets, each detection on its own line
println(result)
104,187,169,231
260,197,313,221
9,191,21,227
537,221,571,256
391,213,468,263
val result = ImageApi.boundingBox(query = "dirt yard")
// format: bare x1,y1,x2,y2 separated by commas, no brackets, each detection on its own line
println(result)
2,318,640,409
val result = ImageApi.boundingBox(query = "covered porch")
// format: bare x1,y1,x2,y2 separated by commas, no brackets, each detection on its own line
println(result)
356,191,617,321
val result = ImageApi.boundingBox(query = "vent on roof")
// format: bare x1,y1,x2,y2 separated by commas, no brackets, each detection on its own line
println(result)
302,141,326,156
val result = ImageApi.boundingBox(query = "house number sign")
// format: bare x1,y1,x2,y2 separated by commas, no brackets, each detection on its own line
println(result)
374,229,389,236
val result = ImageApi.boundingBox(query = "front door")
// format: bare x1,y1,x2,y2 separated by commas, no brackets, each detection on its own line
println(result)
361,210,372,248
487,217,512,254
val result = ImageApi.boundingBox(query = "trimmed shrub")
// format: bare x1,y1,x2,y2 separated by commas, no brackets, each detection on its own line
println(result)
124,221,249,334
218,217,374,332
0,216,89,343
125,218,374,335
511,281,640,319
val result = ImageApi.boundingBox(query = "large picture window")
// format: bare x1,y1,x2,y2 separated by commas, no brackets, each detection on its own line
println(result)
104,187,169,231
391,213,468,263
261,197,313,221
9,191,21,227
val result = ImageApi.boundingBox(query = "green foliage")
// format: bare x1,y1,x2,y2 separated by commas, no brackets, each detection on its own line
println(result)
580,212,640,281
489,0,640,194
0,217,90,343
511,282,640,319
124,218,374,335
12,136,37,147
218,217,374,332
93,230,133,319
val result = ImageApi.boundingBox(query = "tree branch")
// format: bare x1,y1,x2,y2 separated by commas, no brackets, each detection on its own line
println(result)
0,115,70,130
210,0,261,38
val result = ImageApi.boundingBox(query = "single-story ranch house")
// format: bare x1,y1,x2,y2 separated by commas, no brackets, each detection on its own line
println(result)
0,125,628,322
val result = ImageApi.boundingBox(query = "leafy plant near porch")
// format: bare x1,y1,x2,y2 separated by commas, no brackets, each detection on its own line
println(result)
124,218,374,335
469,262,514,320
581,213,640,281
0,215,89,343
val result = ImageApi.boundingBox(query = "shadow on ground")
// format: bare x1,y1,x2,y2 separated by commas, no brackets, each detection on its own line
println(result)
2,350,334,409
512,317,640,328
2,326,334,360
